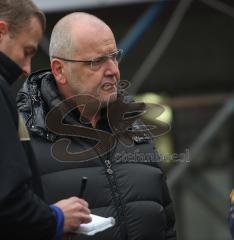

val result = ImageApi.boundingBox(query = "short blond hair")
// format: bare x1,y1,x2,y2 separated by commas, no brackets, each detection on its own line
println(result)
0,0,46,34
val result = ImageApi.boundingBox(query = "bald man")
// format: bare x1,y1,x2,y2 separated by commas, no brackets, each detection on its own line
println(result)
17,12,176,240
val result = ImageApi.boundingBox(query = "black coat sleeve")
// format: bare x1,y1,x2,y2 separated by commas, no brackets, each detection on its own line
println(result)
161,174,177,240
0,90,56,239
152,149,176,240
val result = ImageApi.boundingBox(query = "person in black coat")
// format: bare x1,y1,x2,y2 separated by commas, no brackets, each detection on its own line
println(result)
0,1,91,239
17,12,177,240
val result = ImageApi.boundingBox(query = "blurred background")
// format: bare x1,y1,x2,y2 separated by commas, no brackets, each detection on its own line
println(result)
14,0,234,239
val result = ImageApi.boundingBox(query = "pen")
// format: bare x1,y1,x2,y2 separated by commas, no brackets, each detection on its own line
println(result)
79,176,88,198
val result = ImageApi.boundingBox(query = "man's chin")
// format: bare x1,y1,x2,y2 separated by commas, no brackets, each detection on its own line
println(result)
100,93,117,108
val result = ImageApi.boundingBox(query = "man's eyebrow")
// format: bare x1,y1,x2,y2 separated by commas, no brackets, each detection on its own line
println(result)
93,50,117,60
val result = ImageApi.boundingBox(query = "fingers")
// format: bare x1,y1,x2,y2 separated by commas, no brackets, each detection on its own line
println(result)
74,201,91,216
73,198,92,223
76,197,89,208
56,196,90,215
66,196,89,206
77,212,92,224
54,196,92,233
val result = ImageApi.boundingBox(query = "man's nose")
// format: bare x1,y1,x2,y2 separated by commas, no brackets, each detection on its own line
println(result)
104,59,120,76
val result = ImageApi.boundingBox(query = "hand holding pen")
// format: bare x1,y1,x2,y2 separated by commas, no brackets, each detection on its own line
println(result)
54,176,91,233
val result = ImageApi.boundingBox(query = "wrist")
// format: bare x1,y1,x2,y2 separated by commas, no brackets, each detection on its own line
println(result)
50,205,64,240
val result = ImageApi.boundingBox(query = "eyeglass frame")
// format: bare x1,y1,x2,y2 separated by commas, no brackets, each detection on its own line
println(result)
51,49,123,71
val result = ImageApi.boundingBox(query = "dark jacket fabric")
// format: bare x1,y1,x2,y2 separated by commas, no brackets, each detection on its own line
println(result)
17,69,176,240
0,53,56,240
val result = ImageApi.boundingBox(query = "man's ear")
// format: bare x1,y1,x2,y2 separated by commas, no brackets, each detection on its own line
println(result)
0,21,8,41
51,59,67,85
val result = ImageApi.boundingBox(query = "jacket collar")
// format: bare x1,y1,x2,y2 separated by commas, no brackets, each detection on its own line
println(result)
0,51,22,85
17,69,144,141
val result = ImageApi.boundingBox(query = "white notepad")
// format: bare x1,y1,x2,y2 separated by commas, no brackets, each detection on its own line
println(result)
76,214,115,236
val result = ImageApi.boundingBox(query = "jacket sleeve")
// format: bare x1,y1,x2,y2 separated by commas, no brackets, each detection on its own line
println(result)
0,90,57,239
152,148,176,239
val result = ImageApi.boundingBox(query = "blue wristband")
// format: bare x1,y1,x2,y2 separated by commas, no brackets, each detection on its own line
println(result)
50,205,64,240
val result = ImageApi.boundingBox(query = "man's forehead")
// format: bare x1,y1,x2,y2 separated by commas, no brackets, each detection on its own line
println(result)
73,21,111,37
73,24,115,45
66,16,116,56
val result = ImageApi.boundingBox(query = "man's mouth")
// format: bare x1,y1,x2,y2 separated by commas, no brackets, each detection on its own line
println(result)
101,82,117,92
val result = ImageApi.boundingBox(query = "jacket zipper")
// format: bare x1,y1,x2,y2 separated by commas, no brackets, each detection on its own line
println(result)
105,159,113,175
92,131,128,239
103,156,128,239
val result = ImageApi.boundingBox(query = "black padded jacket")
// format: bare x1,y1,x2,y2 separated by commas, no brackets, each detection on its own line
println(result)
17,69,176,240
0,53,56,239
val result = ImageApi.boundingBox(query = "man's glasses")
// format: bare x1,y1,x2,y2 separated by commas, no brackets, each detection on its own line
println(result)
51,49,123,71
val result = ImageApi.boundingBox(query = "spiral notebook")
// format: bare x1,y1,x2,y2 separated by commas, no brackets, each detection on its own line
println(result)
76,214,115,236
